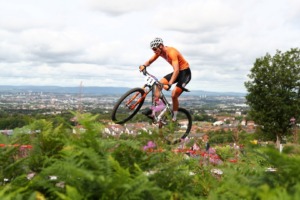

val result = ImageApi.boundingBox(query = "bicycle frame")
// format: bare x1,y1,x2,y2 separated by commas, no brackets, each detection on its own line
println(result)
111,68,192,143
140,70,173,119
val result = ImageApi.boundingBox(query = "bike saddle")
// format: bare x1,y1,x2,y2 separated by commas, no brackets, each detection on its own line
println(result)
182,87,190,92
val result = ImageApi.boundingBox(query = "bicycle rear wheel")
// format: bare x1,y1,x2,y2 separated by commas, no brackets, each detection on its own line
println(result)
159,107,192,144
111,88,145,124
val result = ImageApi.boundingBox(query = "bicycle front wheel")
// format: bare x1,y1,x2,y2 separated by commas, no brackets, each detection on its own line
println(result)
111,88,145,124
159,107,192,144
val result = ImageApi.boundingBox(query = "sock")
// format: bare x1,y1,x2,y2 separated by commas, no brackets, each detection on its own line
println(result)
173,111,178,121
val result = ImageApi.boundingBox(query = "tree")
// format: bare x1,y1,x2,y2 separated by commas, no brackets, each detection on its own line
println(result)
245,48,300,145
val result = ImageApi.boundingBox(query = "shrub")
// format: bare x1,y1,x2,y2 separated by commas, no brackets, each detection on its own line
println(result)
1,113,300,199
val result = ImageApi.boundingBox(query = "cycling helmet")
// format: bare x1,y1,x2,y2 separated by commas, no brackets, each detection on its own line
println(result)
150,37,163,49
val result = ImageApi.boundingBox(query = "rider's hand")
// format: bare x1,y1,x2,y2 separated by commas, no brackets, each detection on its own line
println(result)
139,65,146,71
164,84,172,91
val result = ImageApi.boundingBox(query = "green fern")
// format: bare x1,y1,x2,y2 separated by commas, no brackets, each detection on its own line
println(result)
2,113,300,199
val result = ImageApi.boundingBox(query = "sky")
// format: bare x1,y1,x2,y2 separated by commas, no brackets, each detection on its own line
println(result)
0,0,299,93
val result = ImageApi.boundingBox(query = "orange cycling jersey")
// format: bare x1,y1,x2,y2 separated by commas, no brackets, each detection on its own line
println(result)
153,46,189,70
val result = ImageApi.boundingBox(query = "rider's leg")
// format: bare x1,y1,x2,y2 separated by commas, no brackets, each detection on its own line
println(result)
172,86,183,121
148,78,167,115
155,78,169,102
154,87,161,103
159,77,184,120
142,79,170,120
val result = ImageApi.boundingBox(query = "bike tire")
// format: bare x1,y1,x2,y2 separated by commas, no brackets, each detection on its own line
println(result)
159,107,192,144
111,88,145,124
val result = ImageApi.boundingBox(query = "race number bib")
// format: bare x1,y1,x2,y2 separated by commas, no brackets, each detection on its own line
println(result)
145,76,156,86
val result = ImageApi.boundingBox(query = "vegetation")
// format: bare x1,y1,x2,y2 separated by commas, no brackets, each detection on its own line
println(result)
193,113,216,122
1,113,300,199
0,110,74,130
245,48,300,144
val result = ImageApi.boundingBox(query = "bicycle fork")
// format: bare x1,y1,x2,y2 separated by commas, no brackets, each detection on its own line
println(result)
126,87,149,110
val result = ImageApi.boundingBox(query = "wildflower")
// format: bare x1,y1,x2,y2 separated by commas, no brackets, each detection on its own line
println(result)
49,176,58,180
27,172,36,180
143,141,156,151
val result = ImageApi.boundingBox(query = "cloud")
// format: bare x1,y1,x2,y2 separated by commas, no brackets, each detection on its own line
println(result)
87,0,158,16
0,0,299,93
154,0,240,33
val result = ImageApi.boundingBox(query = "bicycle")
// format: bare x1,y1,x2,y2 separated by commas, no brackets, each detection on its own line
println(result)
111,68,192,144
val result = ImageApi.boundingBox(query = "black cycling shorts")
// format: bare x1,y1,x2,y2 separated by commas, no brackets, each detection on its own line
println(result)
163,68,191,90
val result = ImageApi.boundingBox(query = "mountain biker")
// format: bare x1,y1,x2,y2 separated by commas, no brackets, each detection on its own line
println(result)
139,37,191,121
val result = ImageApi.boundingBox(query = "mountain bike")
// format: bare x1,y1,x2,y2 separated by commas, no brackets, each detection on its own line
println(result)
111,68,192,144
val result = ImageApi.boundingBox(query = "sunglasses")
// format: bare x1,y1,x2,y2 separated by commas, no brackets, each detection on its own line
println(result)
152,47,158,51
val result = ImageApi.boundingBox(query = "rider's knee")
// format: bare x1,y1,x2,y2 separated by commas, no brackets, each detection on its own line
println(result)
172,87,182,98
171,93,179,100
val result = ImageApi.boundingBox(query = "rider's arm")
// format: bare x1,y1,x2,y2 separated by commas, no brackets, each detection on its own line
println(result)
168,53,180,85
143,53,159,67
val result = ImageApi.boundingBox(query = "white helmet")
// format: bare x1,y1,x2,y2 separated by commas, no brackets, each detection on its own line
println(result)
150,37,163,49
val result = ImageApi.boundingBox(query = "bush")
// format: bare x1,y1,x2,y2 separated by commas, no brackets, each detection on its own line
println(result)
1,113,300,199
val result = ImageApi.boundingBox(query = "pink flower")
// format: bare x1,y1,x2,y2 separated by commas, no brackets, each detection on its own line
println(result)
143,141,156,151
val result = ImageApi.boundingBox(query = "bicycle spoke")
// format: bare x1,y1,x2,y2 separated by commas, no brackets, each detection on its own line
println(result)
111,88,145,124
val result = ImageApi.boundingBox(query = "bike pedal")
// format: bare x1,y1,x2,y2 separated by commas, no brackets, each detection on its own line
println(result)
160,121,167,125
157,120,167,128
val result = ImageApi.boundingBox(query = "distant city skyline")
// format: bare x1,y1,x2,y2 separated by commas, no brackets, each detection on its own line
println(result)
1,0,299,93
0,85,246,96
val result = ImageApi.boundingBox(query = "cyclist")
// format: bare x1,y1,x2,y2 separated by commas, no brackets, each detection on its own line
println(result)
139,37,191,121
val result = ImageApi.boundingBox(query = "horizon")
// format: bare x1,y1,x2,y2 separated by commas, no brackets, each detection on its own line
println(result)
0,85,247,95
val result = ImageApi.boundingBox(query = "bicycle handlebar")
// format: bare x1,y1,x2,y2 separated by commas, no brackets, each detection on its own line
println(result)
140,67,148,76
140,68,163,88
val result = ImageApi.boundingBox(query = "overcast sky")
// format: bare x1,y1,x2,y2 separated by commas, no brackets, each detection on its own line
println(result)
1,0,299,93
